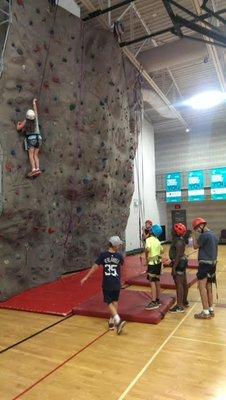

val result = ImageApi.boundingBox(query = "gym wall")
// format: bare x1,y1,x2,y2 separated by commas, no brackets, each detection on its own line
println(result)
155,122,226,239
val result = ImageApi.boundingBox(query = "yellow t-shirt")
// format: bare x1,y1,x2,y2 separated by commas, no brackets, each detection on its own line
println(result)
145,236,163,265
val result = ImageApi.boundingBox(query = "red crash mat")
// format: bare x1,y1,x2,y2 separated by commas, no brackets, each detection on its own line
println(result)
74,290,175,324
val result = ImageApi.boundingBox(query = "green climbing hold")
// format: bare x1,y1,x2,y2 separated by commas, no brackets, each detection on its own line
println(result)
69,104,76,111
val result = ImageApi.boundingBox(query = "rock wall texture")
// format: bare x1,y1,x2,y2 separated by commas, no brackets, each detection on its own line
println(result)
0,0,141,301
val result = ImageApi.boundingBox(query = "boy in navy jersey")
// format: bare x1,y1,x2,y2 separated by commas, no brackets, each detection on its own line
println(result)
81,236,126,334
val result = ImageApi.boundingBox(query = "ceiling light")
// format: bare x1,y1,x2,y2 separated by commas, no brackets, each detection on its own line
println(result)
184,90,226,110
185,128,190,133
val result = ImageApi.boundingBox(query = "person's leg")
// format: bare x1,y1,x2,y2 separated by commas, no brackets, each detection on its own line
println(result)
28,149,36,172
194,277,211,319
151,281,157,301
175,274,184,308
156,281,161,302
34,148,40,170
183,273,188,306
108,302,118,318
207,282,213,308
198,278,209,309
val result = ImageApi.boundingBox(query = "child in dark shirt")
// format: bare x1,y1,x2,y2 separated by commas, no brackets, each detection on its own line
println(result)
81,236,126,334
169,223,188,313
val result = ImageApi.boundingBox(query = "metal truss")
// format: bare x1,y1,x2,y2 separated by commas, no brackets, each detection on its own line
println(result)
80,0,189,128
119,0,226,48
0,0,12,78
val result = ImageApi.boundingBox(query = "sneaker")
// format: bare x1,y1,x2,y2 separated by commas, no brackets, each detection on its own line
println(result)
209,309,215,317
145,301,159,310
155,299,162,306
108,321,114,330
194,311,211,319
169,306,185,313
116,320,126,335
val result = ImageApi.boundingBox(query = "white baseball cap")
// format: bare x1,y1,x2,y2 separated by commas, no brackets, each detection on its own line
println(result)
109,236,123,246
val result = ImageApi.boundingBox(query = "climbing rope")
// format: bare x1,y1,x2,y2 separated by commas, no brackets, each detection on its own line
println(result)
38,0,59,99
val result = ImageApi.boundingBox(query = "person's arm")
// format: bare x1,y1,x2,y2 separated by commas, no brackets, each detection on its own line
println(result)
33,98,38,117
81,263,99,285
17,120,26,132
192,232,200,249
33,98,40,134
145,244,151,265
172,241,184,274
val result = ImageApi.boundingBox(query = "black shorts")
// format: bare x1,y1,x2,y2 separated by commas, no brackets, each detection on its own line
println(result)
147,263,162,282
103,290,120,304
197,263,216,283
25,134,42,150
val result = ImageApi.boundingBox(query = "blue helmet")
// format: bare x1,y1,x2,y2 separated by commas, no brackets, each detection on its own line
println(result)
150,224,162,238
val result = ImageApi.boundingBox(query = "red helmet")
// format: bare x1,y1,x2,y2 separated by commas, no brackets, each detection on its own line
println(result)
173,223,187,237
192,217,207,230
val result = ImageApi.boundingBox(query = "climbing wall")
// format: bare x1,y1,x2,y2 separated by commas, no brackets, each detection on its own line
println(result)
0,0,141,300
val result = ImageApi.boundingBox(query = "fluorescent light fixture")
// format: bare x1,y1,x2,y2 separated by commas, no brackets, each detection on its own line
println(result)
185,128,190,133
184,90,226,110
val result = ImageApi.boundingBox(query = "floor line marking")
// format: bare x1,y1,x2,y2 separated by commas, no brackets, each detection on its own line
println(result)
118,303,197,400
0,315,73,355
11,329,108,400
173,335,226,347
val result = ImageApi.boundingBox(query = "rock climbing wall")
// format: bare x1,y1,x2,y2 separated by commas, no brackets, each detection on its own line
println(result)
0,0,141,301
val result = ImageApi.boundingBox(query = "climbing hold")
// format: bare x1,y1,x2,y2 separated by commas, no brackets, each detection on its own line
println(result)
34,45,42,53
43,81,49,90
29,20,33,26
17,0,24,6
11,150,16,156
83,176,92,185
52,76,60,84
5,162,13,172
62,57,67,63
16,84,22,92
17,48,23,55
69,103,76,111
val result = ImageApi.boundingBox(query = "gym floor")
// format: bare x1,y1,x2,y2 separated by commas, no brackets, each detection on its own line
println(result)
1,245,226,400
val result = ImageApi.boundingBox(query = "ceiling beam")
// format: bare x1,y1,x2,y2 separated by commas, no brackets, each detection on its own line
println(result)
79,0,188,128
192,0,226,91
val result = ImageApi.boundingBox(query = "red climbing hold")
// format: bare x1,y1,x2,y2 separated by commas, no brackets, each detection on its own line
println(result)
17,0,24,6
52,76,60,84
5,162,13,172
34,45,42,53
48,228,55,234
43,81,49,90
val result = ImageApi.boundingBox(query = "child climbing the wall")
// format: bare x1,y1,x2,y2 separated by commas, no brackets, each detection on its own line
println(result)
17,98,42,177
81,236,126,334
145,224,163,310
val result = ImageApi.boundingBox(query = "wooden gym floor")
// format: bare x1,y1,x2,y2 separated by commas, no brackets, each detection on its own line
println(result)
1,245,226,400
